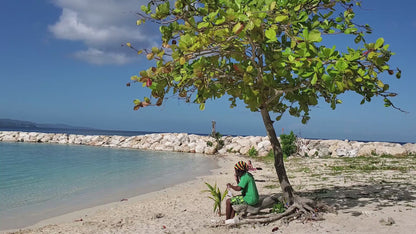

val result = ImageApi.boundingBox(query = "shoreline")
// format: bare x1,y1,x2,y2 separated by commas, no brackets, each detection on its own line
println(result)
1,152,416,233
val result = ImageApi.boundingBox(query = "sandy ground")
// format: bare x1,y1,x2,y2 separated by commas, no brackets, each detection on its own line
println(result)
2,154,416,234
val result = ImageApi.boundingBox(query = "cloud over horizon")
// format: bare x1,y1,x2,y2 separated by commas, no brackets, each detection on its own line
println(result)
49,0,158,65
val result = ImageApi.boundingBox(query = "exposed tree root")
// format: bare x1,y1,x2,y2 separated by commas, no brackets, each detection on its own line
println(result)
214,195,335,227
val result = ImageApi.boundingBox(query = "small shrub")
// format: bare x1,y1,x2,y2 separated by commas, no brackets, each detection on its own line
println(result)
201,182,227,216
280,131,297,158
248,147,258,157
209,132,224,151
271,202,286,213
206,141,213,147
217,139,224,149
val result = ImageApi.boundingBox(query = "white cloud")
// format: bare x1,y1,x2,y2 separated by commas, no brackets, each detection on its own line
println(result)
49,0,158,65
73,48,131,65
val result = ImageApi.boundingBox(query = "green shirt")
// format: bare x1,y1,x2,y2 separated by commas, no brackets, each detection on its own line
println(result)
238,172,259,205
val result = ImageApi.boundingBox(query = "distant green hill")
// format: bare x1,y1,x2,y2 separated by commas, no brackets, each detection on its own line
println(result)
0,119,37,128
0,119,91,129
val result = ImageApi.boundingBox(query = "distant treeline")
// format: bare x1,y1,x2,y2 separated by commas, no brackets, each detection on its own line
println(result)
0,119,37,128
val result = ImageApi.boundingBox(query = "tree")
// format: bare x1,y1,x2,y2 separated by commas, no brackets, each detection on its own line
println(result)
127,0,401,223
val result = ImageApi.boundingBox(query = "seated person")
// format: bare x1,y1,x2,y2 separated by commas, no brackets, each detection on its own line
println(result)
225,161,259,220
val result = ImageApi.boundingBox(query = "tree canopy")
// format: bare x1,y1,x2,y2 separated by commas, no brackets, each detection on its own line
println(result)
128,0,400,120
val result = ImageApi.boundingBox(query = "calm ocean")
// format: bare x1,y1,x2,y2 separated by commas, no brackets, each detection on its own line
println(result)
0,139,217,230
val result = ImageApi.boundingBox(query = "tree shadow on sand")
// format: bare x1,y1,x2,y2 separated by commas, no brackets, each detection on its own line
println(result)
297,181,416,215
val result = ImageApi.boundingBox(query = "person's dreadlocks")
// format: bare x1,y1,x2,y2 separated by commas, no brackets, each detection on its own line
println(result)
234,161,248,183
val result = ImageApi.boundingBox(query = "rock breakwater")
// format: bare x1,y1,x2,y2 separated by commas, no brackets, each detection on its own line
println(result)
0,131,414,157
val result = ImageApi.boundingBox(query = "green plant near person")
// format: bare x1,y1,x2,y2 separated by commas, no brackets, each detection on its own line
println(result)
202,182,227,217
248,146,258,157
271,202,286,214
280,131,297,158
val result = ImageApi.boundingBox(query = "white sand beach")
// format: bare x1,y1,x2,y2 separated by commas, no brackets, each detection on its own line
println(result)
2,153,416,234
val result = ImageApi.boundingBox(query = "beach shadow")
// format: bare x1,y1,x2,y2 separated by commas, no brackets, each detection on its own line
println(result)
297,181,416,212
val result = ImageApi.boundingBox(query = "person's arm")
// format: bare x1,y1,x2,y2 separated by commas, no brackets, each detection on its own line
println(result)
226,183,242,191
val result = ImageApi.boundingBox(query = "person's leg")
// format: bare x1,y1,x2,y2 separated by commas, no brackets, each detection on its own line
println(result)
226,198,232,219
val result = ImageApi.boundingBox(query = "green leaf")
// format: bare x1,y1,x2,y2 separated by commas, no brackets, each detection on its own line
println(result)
215,17,226,25
232,22,243,34
199,103,205,111
141,5,148,13
354,35,362,44
375,38,384,49
377,80,384,88
308,30,322,42
270,2,276,11
204,182,214,191
335,60,348,71
180,57,186,65
311,73,318,85
265,28,276,40
213,203,218,212
275,15,288,22
336,81,344,91
133,99,141,105
198,22,210,29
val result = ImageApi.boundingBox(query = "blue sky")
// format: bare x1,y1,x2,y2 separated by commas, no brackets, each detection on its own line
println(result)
0,0,415,143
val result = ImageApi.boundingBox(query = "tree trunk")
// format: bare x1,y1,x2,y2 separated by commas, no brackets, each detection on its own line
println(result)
260,108,294,204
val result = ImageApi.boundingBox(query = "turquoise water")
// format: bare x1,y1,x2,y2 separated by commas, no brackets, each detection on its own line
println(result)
0,142,217,230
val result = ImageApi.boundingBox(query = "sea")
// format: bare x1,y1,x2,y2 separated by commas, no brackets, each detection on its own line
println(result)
0,128,218,230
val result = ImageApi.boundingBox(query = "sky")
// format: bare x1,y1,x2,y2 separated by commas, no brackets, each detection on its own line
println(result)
0,0,415,143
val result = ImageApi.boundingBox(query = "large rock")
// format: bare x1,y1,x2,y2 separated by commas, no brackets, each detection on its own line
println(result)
357,144,375,156
403,143,416,154
375,143,407,156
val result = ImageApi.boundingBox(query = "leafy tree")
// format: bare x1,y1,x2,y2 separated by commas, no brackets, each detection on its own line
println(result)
127,0,401,223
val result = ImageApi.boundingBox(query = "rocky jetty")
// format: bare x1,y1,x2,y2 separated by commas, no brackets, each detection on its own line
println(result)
0,131,414,157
